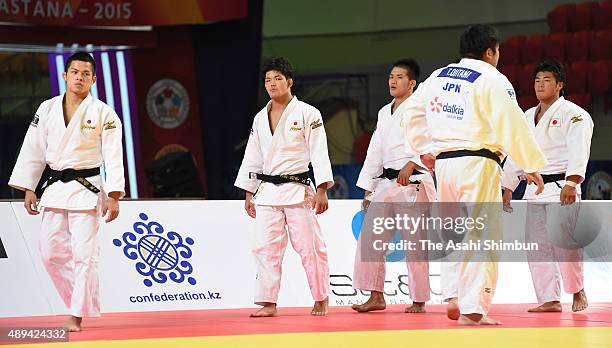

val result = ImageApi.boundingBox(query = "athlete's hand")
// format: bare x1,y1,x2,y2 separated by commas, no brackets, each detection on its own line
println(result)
397,161,416,186
362,191,372,211
313,187,329,214
244,191,256,218
525,172,545,195
420,153,436,172
502,188,513,213
560,184,577,206
102,197,120,223
24,190,39,215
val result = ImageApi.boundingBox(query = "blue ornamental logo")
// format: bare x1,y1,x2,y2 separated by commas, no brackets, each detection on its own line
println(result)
113,213,197,287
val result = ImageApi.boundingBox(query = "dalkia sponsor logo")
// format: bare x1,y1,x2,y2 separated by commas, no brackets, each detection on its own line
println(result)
442,103,464,116
430,97,465,116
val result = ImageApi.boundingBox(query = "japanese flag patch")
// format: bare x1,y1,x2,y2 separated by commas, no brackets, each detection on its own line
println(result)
549,117,561,127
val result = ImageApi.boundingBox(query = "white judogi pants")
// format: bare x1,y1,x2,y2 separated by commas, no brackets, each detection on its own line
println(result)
253,196,329,304
436,156,502,315
353,178,434,302
526,201,583,303
40,208,101,317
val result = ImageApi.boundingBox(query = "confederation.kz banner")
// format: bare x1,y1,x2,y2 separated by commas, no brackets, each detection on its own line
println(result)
0,0,247,27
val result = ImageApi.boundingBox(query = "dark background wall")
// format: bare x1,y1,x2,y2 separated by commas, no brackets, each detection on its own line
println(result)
193,0,263,199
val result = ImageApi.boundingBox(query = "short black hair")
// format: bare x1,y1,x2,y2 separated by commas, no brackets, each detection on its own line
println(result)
263,57,294,80
533,60,565,96
65,51,96,75
391,58,421,82
533,60,565,83
459,24,500,59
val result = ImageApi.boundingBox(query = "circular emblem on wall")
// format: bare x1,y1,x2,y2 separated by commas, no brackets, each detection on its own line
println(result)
585,171,612,200
146,79,190,129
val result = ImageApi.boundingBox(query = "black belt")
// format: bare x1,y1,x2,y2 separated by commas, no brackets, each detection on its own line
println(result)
375,168,423,184
42,167,101,194
436,149,502,166
376,168,424,179
249,171,311,186
542,173,565,184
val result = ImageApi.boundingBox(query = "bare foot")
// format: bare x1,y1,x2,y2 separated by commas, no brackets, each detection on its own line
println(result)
250,303,277,317
63,316,82,332
479,316,503,325
528,301,562,313
446,298,459,320
352,291,386,312
311,297,328,316
572,289,588,312
458,314,502,325
405,302,426,313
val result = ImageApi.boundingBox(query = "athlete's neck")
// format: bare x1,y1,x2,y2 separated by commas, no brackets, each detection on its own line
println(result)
271,93,293,108
392,93,411,113
64,90,88,108
537,94,560,115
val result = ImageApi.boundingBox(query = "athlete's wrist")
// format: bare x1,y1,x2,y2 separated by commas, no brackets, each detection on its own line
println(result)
565,181,578,188
107,191,122,200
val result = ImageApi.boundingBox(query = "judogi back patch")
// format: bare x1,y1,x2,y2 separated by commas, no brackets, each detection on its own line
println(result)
31,114,40,127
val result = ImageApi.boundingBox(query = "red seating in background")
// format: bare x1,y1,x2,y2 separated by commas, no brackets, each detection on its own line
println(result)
518,95,539,111
540,2,612,113
544,33,567,62
501,35,525,65
589,30,612,60
519,63,537,96
566,93,592,112
548,3,575,33
592,1,611,30
522,35,546,64
588,60,610,95
567,61,590,94
567,31,591,61
569,2,597,32
500,65,522,89
606,60,612,83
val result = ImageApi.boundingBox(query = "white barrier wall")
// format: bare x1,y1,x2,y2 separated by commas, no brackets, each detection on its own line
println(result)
1,200,610,318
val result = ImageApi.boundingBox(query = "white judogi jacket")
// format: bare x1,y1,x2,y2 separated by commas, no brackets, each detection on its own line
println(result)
9,94,125,210
235,96,334,206
502,97,593,200
357,99,426,193
402,58,547,174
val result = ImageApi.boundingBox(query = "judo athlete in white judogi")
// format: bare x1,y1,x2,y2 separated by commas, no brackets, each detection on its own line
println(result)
402,25,547,325
352,59,436,314
502,61,592,313
8,52,125,331
235,57,334,317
